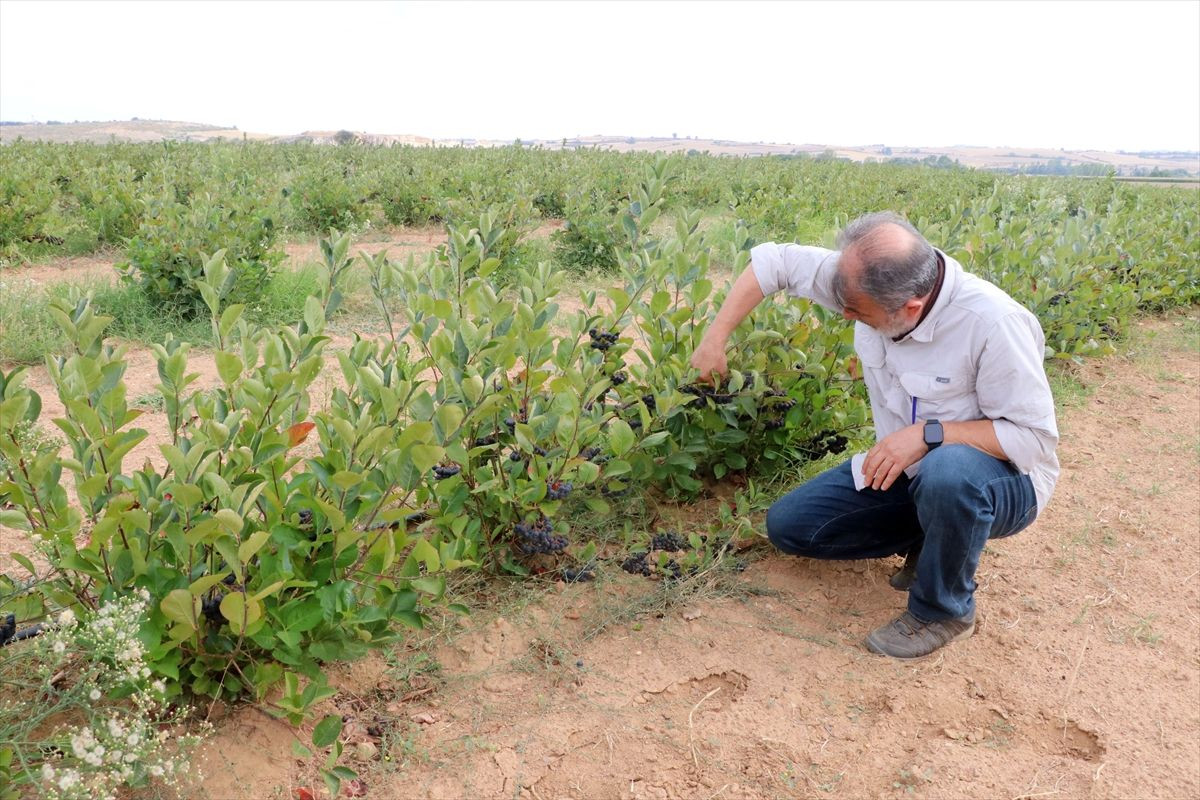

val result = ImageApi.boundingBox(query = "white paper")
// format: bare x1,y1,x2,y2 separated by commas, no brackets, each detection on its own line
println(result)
851,452,869,492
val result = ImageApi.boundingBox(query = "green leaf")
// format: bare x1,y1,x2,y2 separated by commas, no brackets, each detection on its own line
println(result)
188,573,230,596
238,530,271,563
411,538,441,571
160,589,198,630
312,714,343,748
215,509,244,535
0,510,29,530
409,444,444,474
609,419,635,456
215,351,244,385
220,592,262,635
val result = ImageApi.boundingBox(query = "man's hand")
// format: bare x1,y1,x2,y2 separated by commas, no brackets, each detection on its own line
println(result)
861,423,927,491
688,265,766,384
689,339,728,383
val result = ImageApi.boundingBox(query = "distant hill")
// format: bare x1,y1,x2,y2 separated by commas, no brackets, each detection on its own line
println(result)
2,119,1196,176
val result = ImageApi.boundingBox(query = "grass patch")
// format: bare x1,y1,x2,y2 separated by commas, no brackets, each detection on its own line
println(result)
0,276,67,364
0,269,324,365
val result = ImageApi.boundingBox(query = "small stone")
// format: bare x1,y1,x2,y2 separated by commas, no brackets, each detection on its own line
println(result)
942,727,964,740
682,607,703,621
353,741,379,761
564,610,581,620
412,712,437,725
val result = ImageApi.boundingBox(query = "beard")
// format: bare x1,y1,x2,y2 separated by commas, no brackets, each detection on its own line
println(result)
873,311,913,339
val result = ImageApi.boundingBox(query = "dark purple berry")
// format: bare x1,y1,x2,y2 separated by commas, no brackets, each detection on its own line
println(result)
650,531,685,552
562,567,595,583
621,552,650,576
546,480,573,501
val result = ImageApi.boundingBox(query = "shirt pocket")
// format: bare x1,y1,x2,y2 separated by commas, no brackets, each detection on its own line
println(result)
899,371,979,421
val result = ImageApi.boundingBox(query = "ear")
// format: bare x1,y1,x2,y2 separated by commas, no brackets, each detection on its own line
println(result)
901,297,924,318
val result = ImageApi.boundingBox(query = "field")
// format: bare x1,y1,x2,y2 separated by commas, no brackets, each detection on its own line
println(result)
4,120,1198,176
0,142,1197,799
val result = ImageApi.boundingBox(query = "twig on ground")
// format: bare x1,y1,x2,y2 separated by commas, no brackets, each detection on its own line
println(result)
1061,632,1090,735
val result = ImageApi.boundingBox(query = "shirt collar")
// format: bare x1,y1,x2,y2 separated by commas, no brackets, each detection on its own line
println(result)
898,249,959,344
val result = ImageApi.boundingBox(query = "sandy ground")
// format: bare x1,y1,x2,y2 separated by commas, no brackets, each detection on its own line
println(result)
168,314,1199,800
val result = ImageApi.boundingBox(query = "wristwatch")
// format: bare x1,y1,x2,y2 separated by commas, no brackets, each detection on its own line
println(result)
923,419,944,451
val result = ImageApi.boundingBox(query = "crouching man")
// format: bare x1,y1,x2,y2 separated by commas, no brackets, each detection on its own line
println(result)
690,212,1059,659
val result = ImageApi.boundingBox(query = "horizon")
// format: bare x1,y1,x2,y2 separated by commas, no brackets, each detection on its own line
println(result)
2,0,1198,152
4,118,1199,158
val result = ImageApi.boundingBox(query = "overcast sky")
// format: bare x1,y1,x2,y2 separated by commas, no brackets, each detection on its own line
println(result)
2,0,1197,151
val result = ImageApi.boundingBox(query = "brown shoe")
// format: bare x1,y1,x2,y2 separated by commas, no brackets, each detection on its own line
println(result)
865,610,975,659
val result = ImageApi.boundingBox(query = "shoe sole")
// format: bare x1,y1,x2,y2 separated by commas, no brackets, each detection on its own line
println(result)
864,621,976,660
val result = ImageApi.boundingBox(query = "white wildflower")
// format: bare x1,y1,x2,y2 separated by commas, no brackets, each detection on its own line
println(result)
58,608,76,626
52,640,66,654
89,688,101,701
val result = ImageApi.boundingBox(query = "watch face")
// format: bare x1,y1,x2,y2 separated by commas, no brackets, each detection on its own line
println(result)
925,421,944,445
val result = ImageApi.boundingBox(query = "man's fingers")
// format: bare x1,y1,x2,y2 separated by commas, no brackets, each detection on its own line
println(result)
879,461,906,492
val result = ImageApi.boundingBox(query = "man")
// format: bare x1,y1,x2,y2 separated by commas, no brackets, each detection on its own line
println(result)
690,212,1059,659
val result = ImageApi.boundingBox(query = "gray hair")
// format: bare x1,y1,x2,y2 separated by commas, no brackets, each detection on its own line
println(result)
832,212,938,313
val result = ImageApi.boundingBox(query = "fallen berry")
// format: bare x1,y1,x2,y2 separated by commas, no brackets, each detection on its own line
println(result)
651,531,685,552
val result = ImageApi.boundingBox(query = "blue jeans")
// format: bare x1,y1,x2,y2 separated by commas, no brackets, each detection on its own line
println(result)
765,445,1038,622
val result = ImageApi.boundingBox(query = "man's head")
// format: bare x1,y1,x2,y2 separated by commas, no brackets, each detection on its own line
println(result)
832,212,939,338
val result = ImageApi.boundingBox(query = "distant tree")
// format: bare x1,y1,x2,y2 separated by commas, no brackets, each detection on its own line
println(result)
334,130,357,145
881,146,892,156
672,132,678,139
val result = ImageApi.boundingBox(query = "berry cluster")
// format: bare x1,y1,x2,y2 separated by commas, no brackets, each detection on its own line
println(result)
546,480,573,500
640,394,657,412
201,594,225,625
650,531,685,552
680,384,733,408
514,517,569,554
432,464,461,480
811,430,849,456
589,328,619,351
472,433,499,448
764,417,785,430
620,551,651,576
759,388,796,412
610,371,628,386
509,444,549,462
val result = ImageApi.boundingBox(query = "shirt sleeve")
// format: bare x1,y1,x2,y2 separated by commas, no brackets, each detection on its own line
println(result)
749,242,842,313
976,312,1060,473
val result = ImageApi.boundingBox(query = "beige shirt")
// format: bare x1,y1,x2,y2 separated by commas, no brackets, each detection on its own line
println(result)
750,242,1060,513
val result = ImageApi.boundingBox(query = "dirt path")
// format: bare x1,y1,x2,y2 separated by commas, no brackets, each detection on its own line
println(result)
3,221,565,287
181,313,1199,800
